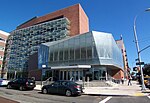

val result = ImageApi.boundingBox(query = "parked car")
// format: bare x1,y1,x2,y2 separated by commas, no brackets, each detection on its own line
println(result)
42,80,83,96
0,78,9,86
7,78,36,90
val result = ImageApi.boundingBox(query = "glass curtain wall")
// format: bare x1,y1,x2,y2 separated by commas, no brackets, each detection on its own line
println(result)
39,31,123,80
6,17,70,74
38,32,98,69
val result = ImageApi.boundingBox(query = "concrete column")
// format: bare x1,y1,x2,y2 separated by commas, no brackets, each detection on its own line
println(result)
105,70,108,81
78,70,80,81
62,71,64,80
74,70,76,81
81,70,83,80
92,68,94,80
69,70,72,80
66,70,68,80
59,71,61,80
52,70,54,78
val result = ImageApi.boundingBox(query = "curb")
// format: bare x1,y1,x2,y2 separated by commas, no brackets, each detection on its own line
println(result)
82,93,129,97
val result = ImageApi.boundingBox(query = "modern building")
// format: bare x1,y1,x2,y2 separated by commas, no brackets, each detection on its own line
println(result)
2,3,127,81
37,31,123,81
116,36,130,79
2,4,89,79
0,30,9,78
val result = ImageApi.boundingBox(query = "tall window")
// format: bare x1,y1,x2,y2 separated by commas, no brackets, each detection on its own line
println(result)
50,52,53,61
64,49,68,60
81,47,86,59
59,51,63,61
87,47,92,59
75,48,80,60
54,51,58,61
58,43,64,61
69,48,74,60
93,46,98,58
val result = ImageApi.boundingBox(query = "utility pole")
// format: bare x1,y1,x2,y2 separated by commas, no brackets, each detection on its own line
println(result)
133,8,150,91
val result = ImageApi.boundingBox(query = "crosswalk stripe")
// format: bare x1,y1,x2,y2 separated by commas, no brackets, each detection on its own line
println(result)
99,96,112,103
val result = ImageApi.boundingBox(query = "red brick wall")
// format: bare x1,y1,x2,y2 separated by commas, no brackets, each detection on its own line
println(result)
28,53,40,80
28,69,42,81
17,4,89,36
79,4,89,35
0,51,4,56
111,69,124,79
0,42,5,47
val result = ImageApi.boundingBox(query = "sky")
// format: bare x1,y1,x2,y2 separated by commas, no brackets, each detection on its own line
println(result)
0,0,150,70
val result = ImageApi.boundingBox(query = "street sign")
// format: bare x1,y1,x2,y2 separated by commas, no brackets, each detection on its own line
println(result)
136,62,145,65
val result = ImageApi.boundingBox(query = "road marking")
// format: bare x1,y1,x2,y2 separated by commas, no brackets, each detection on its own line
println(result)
148,96,150,99
99,96,112,103
133,92,144,96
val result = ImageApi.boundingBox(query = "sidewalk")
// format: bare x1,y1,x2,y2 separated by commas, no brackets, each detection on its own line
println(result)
83,81,150,96
34,81,150,96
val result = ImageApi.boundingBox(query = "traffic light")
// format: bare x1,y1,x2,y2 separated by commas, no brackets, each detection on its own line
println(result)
133,67,137,71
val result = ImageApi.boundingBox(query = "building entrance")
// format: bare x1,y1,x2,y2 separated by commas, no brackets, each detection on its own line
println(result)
93,69,107,80
58,69,83,81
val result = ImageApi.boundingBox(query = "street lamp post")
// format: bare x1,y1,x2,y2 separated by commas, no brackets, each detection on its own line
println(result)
133,8,150,91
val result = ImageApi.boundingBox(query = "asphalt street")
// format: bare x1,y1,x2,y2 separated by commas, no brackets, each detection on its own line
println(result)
0,87,106,103
0,87,150,103
102,96,150,103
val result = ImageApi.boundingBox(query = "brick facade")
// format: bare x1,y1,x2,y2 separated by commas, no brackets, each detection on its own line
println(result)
17,4,89,37
116,37,129,79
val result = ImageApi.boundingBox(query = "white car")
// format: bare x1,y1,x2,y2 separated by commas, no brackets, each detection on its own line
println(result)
0,78,9,86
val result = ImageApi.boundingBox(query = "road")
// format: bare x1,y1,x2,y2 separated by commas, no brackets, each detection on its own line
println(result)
0,87,106,103
0,87,150,103
101,96,150,103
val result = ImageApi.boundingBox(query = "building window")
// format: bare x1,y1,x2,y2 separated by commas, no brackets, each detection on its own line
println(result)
0,55,3,60
59,51,63,61
0,46,5,51
87,47,92,59
50,52,53,61
93,46,98,58
64,50,68,60
69,48,74,60
75,48,80,60
54,51,58,61
81,47,86,59
0,37,5,42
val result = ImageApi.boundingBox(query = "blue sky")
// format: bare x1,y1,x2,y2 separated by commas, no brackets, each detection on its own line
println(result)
0,0,150,69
